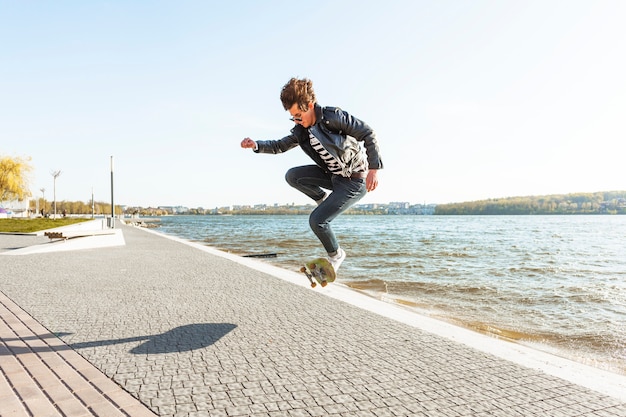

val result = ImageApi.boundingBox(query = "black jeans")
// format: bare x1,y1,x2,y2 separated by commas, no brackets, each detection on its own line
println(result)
285,165,367,253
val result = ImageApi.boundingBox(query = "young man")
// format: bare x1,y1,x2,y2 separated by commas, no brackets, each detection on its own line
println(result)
240,77,383,272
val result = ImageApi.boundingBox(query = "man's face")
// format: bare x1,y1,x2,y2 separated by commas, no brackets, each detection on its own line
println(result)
288,102,315,128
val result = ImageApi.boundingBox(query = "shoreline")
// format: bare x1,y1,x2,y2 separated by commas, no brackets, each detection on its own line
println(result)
141,225,626,402
152,219,626,379
3,222,626,415
343,281,626,377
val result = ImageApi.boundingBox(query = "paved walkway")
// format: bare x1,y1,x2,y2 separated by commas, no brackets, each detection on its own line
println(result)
1,224,626,416
0,291,156,417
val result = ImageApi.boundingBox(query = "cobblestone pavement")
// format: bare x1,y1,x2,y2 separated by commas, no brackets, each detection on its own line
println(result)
0,290,156,417
2,225,626,416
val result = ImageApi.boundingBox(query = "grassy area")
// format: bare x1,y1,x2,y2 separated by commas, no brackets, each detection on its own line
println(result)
0,218,91,233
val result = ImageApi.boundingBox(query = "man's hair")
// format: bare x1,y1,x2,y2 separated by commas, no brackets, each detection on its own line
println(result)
280,77,316,111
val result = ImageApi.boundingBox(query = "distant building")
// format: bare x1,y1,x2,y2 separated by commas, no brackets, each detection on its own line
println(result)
0,199,29,218
389,202,410,209
158,206,189,214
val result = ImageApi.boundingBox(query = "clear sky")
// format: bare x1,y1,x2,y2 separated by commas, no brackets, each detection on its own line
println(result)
1,1,625,208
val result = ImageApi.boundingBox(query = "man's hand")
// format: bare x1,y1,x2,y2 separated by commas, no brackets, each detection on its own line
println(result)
241,137,257,149
366,169,378,192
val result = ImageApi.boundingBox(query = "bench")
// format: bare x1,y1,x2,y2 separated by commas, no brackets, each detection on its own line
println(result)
44,232,65,239
44,230,116,240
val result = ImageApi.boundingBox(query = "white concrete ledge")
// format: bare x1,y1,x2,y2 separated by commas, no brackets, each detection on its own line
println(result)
2,220,125,255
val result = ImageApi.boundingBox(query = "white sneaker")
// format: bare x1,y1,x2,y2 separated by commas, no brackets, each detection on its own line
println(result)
328,248,346,272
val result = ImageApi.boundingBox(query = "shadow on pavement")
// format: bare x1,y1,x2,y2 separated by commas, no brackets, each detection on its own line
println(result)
68,323,237,354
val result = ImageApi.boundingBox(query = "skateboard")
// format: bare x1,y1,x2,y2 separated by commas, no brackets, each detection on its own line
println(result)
300,258,336,288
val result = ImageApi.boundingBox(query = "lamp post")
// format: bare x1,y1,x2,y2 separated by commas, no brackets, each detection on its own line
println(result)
50,170,61,219
110,156,115,228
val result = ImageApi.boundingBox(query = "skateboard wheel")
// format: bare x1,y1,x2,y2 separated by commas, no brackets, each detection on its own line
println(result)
311,282,317,288
300,266,306,272
321,281,328,287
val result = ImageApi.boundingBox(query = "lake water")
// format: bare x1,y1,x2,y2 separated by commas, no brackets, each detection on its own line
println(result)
152,214,626,375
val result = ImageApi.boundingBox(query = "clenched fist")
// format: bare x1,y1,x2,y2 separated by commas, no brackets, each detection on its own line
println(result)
240,138,257,149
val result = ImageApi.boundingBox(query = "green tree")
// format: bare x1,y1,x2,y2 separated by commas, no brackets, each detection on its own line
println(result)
0,156,32,202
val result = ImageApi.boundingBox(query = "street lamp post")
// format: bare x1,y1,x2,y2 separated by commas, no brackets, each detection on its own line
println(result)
50,170,61,219
110,156,115,228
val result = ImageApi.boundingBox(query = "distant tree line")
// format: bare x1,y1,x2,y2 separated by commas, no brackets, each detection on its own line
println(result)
434,191,626,215
29,199,122,216
170,206,393,216
26,191,626,217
